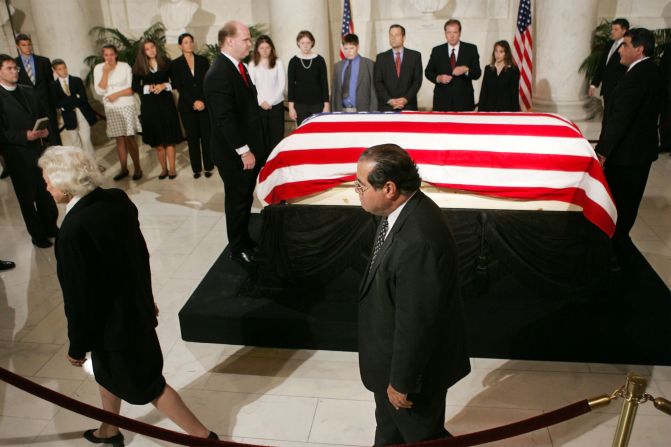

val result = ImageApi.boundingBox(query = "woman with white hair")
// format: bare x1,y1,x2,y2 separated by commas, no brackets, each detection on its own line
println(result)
39,146,218,445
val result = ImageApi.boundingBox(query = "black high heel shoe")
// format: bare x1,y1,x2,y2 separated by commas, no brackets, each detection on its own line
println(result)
158,171,168,180
112,170,129,181
83,429,125,446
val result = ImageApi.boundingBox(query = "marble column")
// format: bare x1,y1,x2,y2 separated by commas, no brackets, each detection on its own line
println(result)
269,0,330,73
28,0,96,79
533,0,600,121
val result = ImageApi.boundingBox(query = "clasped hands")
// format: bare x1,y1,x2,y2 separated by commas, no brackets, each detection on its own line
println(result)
387,384,413,410
148,83,167,94
436,65,469,84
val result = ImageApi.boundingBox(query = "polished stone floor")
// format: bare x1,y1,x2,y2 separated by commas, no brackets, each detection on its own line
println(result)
1,123,670,446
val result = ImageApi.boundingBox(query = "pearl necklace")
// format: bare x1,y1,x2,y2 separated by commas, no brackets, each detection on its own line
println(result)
300,57,313,70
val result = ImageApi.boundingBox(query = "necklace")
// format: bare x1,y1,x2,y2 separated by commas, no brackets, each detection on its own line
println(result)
300,57,313,70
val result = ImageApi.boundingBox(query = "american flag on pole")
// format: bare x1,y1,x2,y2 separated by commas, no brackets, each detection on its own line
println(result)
339,0,354,60
513,0,533,111
257,112,617,237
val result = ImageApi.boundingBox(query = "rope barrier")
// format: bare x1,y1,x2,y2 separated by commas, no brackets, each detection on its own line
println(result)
0,365,597,447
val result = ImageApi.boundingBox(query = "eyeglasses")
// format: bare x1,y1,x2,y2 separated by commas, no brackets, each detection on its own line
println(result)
354,179,370,195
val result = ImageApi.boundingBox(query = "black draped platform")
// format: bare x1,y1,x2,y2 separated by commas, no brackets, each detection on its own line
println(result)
179,204,671,365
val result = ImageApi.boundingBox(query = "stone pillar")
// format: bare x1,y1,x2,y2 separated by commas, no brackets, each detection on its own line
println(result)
28,0,96,79
269,0,330,73
533,0,600,121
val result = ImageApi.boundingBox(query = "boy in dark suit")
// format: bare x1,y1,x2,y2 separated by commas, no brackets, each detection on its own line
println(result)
589,18,629,111
50,59,98,162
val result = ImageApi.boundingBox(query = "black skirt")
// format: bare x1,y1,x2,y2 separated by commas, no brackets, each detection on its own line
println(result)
91,330,166,405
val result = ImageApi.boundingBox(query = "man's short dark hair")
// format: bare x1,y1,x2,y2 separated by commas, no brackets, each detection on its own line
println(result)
389,24,406,36
342,33,359,46
218,21,238,47
625,28,655,57
360,144,421,194
178,32,194,45
15,33,31,44
444,19,462,32
612,18,630,31
0,54,15,69
51,58,66,68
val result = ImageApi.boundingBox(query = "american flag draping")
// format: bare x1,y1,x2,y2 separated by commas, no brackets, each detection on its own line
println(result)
513,0,533,111
256,112,617,237
339,0,354,60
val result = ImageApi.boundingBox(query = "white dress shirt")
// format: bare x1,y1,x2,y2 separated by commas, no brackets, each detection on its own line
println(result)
248,59,286,107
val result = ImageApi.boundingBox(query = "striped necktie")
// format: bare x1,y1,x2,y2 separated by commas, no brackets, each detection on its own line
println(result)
369,217,388,270
25,60,35,84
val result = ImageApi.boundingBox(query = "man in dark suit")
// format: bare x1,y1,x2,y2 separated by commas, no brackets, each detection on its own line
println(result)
50,59,98,158
374,24,423,111
15,34,61,145
589,18,629,118
659,42,671,153
203,21,265,265
425,19,481,111
356,144,470,445
331,33,377,112
596,28,663,262
0,54,57,248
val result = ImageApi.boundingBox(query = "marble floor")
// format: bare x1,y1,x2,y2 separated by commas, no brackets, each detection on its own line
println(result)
1,123,671,447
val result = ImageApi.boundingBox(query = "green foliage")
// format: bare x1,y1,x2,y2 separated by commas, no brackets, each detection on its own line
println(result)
197,23,268,64
580,20,671,80
84,22,168,85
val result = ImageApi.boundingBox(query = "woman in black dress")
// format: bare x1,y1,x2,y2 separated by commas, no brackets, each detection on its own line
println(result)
170,33,213,179
287,30,330,125
478,40,521,112
39,146,218,446
132,39,183,179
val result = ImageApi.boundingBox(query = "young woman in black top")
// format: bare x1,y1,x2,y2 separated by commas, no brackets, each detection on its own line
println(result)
287,30,330,125
478,40,521,112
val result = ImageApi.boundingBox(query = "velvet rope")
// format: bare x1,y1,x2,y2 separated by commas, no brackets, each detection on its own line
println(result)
0,366,593,447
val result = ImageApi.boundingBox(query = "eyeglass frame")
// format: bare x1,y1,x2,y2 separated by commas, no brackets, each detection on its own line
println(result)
353,179,371,195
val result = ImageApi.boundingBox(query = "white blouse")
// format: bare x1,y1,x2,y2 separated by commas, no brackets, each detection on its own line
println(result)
248,58,286,107
93,61,135,108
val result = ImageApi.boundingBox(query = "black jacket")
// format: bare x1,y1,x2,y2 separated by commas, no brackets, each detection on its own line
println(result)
15,54,53,106
50,76,97,130
374,48,423,111
358,192,470,396
170,54,211,113
478,65,521,112
596,58,663,166
425,41,481,111
0,84,48,160
55,188,157,359
591,40,627,100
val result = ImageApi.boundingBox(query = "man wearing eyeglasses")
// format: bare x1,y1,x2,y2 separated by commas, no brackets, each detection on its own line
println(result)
355,144,470,445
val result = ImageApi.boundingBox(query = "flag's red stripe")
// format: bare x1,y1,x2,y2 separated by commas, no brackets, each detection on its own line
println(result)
262,175,356,205
292,121,581,138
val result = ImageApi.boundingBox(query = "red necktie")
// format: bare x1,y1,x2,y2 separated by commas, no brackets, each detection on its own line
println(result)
238,62,249,87
394,52,401,77
450,48,456,70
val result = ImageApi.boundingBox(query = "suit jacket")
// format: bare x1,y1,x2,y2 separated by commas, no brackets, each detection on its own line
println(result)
55,188,158,359
15,54,53,106
331,56,378,112
203,54,264,167
425,41,481,111
0,84,48,160
50,75,97,130
374,48,423,111
358,191,470,396
591,40,627,101
170,54,211,113
596,58,663,166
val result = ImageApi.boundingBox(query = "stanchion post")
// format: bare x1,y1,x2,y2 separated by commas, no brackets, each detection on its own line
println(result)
611,372,648,447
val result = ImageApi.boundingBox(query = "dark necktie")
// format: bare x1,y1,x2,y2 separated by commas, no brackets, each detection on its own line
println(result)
394,52,401,77
450,48,456,70
238,62,249,87
369,217,388,270
342,60,352,104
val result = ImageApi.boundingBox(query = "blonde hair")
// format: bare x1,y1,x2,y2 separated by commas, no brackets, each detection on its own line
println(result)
38,146,102,197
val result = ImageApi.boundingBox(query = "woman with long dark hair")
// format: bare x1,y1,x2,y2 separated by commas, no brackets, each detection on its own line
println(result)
478,40,521,112
248,35,286,160
132,38,183,179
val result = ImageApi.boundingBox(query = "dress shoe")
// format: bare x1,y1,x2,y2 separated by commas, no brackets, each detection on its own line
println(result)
204,171,213,178
230,250,263,265
113,170,129,181
32,238,53,248
208,431,220,440
83,428,124,446
158,171,168,180
0,260,15,270
193,172,201,179
168,171,177,180
131,170,143,180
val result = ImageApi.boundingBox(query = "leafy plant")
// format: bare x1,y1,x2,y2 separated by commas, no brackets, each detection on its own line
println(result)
198,23,268,64
83,22,169,85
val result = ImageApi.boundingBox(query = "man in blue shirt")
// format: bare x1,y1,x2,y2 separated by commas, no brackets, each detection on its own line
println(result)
331,34,377,112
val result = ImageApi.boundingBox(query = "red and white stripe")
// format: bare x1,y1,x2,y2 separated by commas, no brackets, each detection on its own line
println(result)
257,112,617,237
513,0,533,111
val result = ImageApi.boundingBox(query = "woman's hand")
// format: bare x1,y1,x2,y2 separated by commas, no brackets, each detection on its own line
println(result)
288,103,297,121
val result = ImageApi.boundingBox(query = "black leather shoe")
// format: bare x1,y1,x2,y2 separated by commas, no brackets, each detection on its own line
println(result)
168,171,177,180
113,170,129,181
131,171,143,180
158,171,168,180
0,260,15,270
204,171,213,178
32,238,53,248
208,431,220,440
193,172,201,179
230,250,263,265
83,429,124,446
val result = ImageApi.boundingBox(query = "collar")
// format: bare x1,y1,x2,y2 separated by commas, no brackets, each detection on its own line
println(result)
59,76,68,82
20,53,33,63
65,195,83,215
628,56,649,72
385,191,416,237
296,52,318,60
222,51,241,67
392,47,404,55
0,82,17,91
448,42,460,52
